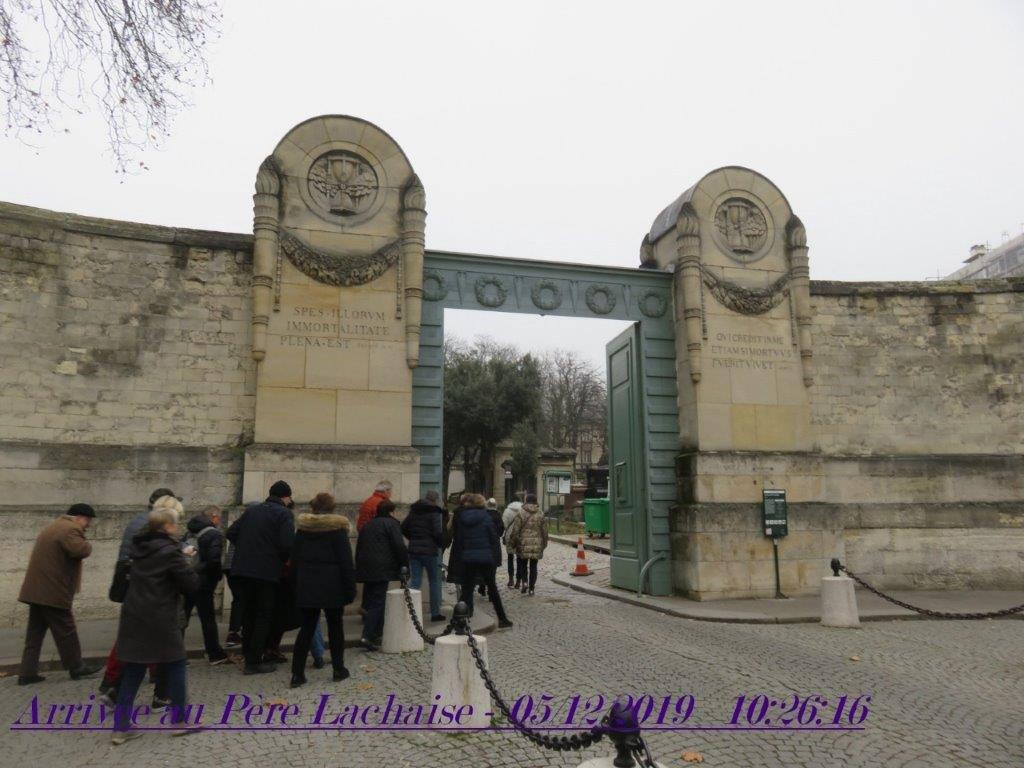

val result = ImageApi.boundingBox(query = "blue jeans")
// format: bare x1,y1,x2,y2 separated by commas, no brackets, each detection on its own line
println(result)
115,659,186,732
311,621,325,662
409,553,442,616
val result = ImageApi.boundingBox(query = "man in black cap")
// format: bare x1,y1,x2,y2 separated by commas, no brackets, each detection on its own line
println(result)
17,504,101,685
226,480,295,674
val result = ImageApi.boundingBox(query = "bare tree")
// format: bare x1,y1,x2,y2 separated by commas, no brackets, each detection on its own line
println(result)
1,0,220,171
538,350,607,471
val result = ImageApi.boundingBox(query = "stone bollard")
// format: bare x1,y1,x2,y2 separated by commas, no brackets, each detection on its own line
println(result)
821,561,860,628
381,588,426,653
430,621,491,729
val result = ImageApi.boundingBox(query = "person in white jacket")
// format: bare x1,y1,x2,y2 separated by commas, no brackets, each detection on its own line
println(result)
501,501,524,588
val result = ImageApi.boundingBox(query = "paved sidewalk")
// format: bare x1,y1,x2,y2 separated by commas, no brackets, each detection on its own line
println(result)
552,565,1024,624
0,602,494,673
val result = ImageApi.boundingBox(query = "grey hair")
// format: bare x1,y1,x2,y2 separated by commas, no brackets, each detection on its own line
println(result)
424,490,440,505
146,508,179,532
375,480,394,493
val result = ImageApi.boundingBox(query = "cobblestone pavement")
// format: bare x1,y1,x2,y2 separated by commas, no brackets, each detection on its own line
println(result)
2,545,1022,767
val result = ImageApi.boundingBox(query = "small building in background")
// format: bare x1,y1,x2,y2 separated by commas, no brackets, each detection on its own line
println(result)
946,235,1024,279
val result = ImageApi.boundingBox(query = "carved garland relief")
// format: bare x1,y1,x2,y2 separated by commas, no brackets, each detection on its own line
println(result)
700,265,790,315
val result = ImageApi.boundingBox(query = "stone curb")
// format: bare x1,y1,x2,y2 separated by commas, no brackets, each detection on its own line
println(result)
551,574,1024,625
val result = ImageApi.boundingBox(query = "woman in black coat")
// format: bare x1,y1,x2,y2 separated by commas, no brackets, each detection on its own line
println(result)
452,494,512,629
112,508,200,745
289,493,356,687
354,501,408,651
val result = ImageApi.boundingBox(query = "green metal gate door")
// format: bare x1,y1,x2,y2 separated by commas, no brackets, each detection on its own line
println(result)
606,323,647,591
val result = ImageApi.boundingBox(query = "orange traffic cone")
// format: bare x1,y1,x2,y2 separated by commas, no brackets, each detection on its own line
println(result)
571,536,592,577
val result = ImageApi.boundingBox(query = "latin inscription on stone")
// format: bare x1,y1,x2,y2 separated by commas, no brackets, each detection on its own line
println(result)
276,304,398,348
710,332,794,371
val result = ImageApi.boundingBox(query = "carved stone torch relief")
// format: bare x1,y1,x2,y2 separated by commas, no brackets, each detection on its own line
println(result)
401,175,426,369
786,216,813,386
675,205,703,383
251,156,281,361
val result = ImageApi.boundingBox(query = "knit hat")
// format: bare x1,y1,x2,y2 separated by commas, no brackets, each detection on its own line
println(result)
269,480,293,499
486,498,497,510
68,503,96,518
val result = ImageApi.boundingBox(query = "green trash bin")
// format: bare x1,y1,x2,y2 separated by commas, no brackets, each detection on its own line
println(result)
583,498,610,538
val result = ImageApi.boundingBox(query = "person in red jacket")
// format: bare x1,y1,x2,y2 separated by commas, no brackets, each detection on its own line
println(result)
356,481,393,533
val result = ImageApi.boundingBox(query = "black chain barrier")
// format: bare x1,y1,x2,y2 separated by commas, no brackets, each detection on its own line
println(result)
396,568,656,765
454,603,656,767
831,558,1024,620
398,567,457,645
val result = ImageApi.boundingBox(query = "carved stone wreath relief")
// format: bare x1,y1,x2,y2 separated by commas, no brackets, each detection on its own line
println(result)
531,280,563,311
474,276,508,308
585,284,617,315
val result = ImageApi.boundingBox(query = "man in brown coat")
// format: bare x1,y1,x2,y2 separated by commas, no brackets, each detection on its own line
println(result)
17,503,102,685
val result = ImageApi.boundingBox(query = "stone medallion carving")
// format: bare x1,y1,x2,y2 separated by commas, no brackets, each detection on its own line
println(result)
423,270,448,302
531,280,563,311
307,150,379,217
474,276,508,308
585,284,617,315
637,290,667,318
712,196,771,263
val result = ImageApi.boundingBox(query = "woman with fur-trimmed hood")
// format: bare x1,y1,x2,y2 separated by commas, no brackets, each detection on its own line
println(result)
289,493,356,688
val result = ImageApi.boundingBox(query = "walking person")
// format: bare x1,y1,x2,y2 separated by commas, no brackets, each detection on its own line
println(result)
356,481,393,533
222,530,244,648
225,480,295,674
181,506,229,665
452,494,512,629
17,504,102,685
502,500,523,588
110,506,200,745
100,488,181,698
289,493,356,687
507,493,548,596
401,490,446,622
445,494,471,600
355,500,408,651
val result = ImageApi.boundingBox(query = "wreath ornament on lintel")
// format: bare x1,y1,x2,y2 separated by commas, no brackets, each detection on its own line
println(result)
278,229,400,286
637,290,667,318
474,276,508,308
423,270,448,302
585,284,617,315
531,280,563,311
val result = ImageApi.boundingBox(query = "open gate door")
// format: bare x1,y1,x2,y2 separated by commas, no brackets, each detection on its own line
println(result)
606,323,648,591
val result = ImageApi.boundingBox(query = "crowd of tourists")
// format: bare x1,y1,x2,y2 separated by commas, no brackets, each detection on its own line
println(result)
13,480,549,744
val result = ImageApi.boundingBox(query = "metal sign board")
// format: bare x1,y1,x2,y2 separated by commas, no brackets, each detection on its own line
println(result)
762,489,788,538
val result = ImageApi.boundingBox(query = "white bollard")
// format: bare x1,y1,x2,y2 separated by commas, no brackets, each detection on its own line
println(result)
820,576,861,627
430,634,491,728
381,588,425,653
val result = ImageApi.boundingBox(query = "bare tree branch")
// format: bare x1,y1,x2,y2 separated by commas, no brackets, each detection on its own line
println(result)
1,0,220,172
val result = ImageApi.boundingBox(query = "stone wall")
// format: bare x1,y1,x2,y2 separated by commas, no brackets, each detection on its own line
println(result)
809,280,1024,455
0,202,257,624
670,280,1024,599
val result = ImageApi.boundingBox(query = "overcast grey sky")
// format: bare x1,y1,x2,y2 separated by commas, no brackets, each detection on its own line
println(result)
3,1,1021,367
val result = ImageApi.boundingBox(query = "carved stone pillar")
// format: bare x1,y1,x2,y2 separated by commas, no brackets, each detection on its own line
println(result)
675,206,703,383
787,216,813,386
402,176,426,368
251,156,281,361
